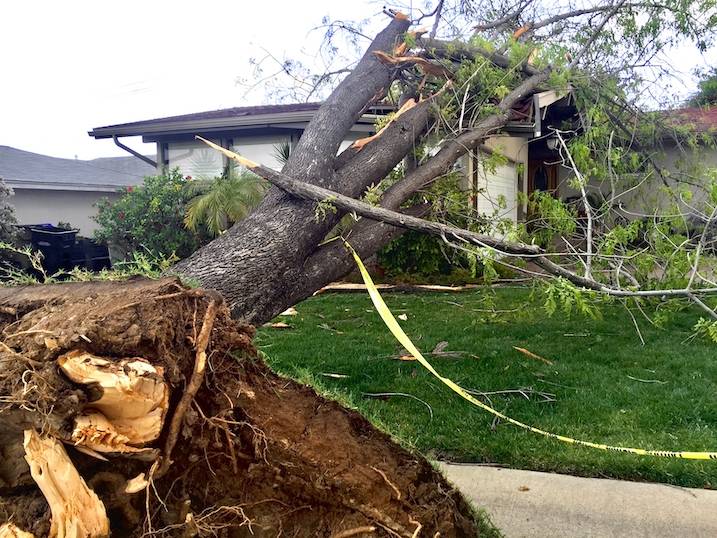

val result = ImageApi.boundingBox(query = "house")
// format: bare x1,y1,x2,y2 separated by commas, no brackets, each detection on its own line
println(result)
88,102,391,176
88,99,717,231
0,146,154,234
88,95,574,225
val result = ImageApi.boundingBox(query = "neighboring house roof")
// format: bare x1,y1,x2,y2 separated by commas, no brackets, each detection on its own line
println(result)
89,102,394,141
667,106,717,133
0,145,154,192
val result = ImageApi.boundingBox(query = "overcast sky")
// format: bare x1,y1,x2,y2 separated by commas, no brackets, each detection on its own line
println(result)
1,1,713,161
0,0,377,160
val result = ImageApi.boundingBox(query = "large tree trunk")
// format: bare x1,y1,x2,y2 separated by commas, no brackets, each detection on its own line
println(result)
171,16,421,324
169,13,550,325
0,278,479,537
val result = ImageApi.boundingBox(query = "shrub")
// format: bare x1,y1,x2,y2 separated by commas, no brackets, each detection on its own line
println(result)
0,177,18,244
94,169,207,259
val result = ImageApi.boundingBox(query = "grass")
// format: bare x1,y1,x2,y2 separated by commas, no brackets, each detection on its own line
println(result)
256,286,717,489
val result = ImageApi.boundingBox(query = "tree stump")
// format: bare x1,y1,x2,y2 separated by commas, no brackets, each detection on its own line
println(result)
0,278,479,537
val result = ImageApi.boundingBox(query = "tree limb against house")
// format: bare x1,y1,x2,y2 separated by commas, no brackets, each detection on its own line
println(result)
162,1,717,324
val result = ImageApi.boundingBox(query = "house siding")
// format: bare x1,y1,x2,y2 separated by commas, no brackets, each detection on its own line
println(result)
474,135,529,223
10,188,121,235
165,133,364,177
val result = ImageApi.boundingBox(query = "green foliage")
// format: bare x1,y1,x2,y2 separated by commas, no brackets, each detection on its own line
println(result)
689,67,717,106
94,169,206,260
63,250,178,282
0,177,18,244
314,197,338,222
694,317,717,342
184,171,267,237
378,230,458,276
0,242,176,286
0,241,48,284
272,140,292,165
524,191,578,247
541,278,603,319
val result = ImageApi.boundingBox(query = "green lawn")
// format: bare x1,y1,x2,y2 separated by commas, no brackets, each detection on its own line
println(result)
256,287,717,489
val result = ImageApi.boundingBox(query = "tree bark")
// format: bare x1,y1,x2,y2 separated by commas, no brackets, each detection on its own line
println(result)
168,10,552,325
171,16,415,324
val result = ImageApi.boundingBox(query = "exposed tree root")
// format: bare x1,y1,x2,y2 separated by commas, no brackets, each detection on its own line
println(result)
0,278,479,537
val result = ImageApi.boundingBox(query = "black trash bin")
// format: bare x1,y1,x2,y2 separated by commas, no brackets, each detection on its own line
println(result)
23,224,79,274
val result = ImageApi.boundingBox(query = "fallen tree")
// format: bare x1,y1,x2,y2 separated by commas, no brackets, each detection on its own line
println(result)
171,2,717,325
0,278,477,536
3,2,717,536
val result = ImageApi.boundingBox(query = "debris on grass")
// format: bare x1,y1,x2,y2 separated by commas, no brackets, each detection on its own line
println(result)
513,346,554,365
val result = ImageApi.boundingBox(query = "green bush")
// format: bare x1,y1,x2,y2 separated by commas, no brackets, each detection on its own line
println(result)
0,177,18,244
378,231,459,277
94,169,207,259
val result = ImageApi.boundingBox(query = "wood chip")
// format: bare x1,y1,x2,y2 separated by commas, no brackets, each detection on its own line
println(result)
513,346,553,365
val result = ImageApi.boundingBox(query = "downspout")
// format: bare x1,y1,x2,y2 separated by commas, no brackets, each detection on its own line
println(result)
112,136,157,168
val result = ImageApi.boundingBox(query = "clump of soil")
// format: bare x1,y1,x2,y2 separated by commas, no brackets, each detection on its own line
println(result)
0,278,479,537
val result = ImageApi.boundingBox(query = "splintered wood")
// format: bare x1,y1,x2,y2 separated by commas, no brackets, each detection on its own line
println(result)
0,523,35,538
23,430,109,538
58,350,168,454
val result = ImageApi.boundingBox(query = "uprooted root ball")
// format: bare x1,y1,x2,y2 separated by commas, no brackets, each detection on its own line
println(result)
0,278,479,537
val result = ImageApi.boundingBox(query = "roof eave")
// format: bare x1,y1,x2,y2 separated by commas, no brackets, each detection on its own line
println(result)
6,178,127,192
89,111,381,139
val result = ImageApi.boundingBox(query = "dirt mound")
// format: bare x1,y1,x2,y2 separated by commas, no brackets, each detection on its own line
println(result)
0,278,479,537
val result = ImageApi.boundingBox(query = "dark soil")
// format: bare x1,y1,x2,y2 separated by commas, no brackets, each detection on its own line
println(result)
0,278,479,537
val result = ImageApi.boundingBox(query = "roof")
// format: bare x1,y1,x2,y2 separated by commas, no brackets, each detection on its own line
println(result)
89,102,392,140
667,106,717,133
0,146,155,192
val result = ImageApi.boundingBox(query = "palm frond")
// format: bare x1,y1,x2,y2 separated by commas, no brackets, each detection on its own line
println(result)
185,171,268,236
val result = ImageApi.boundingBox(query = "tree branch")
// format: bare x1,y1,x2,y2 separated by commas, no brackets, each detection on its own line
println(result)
419,38,540,76
198,137,717,302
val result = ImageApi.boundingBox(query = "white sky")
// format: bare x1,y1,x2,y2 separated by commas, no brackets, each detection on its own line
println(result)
1,1,714,160
0,0,376,160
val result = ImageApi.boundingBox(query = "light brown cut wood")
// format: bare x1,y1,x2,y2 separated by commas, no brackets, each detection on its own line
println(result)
70,412,155,456
0,523,35,538
58,350,168,446
23,430,109,538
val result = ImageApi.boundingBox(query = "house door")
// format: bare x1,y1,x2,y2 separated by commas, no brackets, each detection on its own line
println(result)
528,160,558,196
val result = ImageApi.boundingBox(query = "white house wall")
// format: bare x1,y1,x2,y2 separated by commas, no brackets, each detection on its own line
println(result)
474,135,529,223
10,188,121,235
167,133,364,178
167,139,227,178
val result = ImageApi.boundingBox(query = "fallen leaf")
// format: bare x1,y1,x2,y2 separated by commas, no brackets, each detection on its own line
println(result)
397,313,408,321
279,307,298,316
266,322,292,329
432,341,449,354
398,354,417,361
320,372,349,379
518,485,530,492
44,337,59,350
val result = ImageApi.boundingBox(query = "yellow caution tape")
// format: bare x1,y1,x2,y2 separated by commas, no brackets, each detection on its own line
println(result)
345,241,717,460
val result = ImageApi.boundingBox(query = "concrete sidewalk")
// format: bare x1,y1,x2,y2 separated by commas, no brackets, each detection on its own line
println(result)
440,463,717,537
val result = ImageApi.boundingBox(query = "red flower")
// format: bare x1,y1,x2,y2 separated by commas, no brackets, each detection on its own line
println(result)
127,186,134,193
